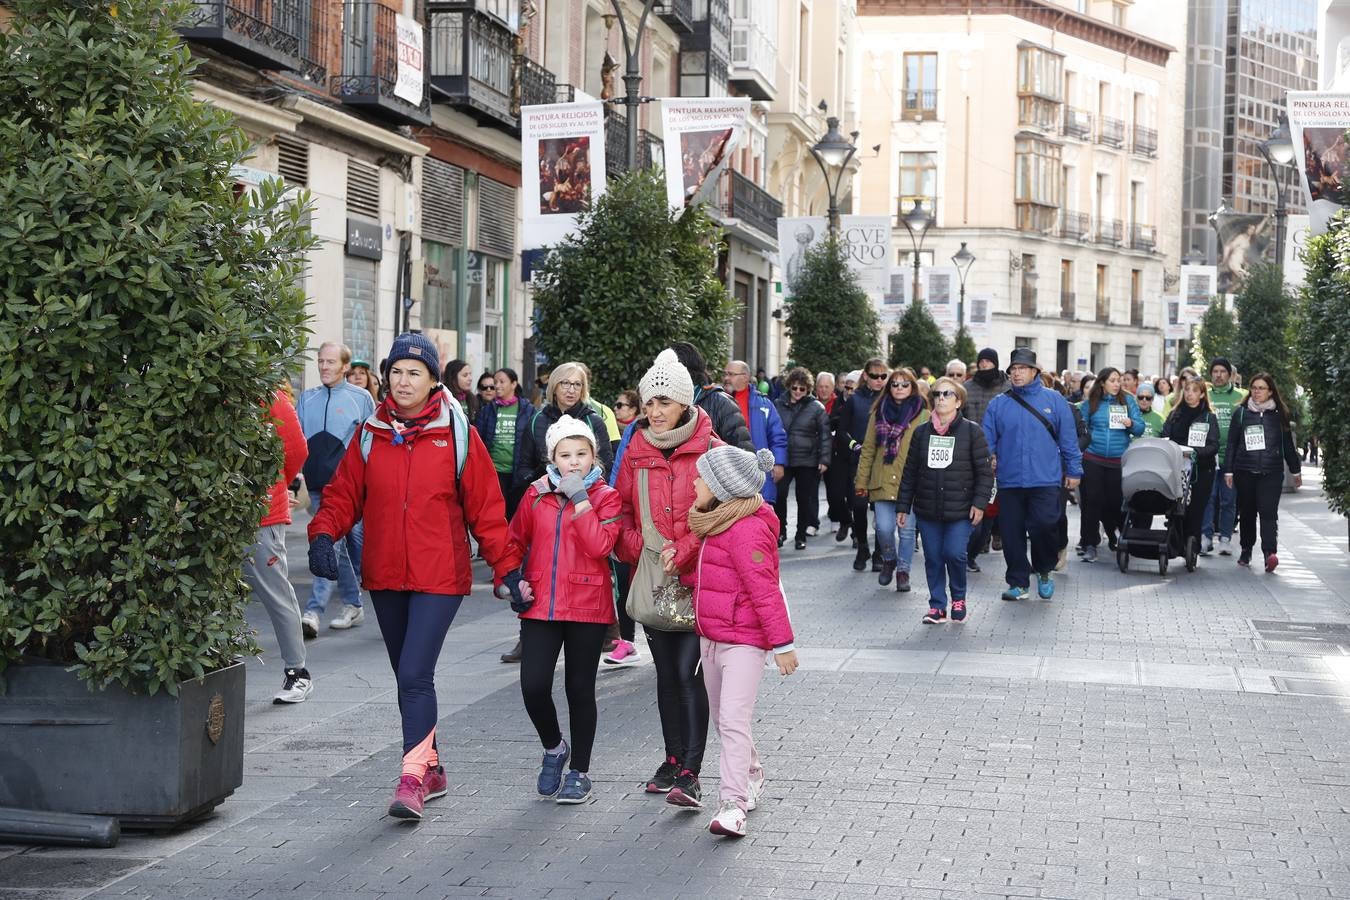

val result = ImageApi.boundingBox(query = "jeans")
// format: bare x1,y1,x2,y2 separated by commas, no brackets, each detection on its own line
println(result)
519,619,608,773
874,499,916,572
645,629,709,774
997,486,1062,588
915,517,973,609
1202,470,1237,541
700,639,767,812
1235,470,1284,556
306,489,363,613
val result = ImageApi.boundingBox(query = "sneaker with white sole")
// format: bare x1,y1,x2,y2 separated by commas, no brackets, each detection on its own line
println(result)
709,800,747,837
300,611,319,639
273,667,313,704
423,765,447,801
1218,536,1233,556
329,605,365,630
603,639,639,667
1200,536,1214,556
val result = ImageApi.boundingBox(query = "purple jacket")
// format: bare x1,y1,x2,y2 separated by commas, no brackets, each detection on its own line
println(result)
692,504,795,651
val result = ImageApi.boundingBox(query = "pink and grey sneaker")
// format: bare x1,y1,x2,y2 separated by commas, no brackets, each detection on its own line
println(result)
922,607,947,624
1265,553,1279,573
603,639,639,667
422,765,447,801
388,775,425,820
950,599,967,622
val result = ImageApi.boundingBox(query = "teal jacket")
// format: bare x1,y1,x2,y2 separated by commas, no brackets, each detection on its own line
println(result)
1078,393,1144,459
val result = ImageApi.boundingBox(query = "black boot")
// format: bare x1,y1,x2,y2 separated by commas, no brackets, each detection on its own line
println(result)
852,547,869,572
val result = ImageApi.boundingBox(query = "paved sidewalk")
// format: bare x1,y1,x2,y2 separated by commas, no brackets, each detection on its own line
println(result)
4,469,1350,899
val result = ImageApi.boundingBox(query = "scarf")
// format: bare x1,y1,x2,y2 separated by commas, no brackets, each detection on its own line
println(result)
930,409,958,436
972,369,1004,389
1168,398,1205,435
495,394,519,408
382,388,442,447
875,395,921,464
1247,397,1276,414
642,408,700,450
545,463,604,494
688,495,764,537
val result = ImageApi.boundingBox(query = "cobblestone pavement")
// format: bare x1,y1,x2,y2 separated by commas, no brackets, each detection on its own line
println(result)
4,470,1350,899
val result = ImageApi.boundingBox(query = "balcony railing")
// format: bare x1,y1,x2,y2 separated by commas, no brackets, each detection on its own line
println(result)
1131,296,1144,326
1020,283,1038,316
334,2,431,126
1062,107,1093,140
1132,125,1158,158
1096,295,1110,322
1060,211,1090,240
1097,115,1125,147
519,56,557,110
556,83,576,103
653,0,694,34
730,19,777,100
1060,291,1076,320
904,89,939,121
180,0,326,78
427,5,513,128
603,110,662,176
1131,223,1157,252
726,169,783,241
1095,218,1123,245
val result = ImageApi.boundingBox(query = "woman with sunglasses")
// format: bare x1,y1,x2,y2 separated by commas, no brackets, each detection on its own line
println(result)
854,367,928,591
772,367,831,551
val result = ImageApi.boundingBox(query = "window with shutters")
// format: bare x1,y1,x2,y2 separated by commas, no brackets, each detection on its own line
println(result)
276,136,308,187
346,158,381,219
421,158,465,246
476,176,515,257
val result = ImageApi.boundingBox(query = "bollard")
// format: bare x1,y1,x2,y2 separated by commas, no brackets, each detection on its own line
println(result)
0,807,119,848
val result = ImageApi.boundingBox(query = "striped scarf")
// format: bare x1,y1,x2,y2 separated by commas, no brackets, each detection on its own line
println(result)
382,389,442,447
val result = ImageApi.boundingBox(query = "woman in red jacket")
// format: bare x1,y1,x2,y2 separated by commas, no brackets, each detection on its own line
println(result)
309,334,525,821
507,415,622,805
614,349,722,808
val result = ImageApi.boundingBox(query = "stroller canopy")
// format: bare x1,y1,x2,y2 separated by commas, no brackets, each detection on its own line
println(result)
1121,438,1187,502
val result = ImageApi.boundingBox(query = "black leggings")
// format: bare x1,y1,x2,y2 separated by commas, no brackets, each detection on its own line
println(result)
774,465,821,540
1080,458,1123,549
645,628,708,774
519,619,608,772
1235,470,1284,556
612,560,636,643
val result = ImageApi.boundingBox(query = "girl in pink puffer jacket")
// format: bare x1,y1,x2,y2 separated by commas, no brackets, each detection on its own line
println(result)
689,446,798,840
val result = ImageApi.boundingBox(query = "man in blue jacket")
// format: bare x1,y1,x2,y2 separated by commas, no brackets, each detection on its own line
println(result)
723,360,788,502
982,348,1083,601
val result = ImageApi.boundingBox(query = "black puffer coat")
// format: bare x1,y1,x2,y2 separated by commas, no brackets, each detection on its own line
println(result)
896,417,994,523
1222,405,1300,477
697,386,754,451
513,400,615,488
773,395,831,468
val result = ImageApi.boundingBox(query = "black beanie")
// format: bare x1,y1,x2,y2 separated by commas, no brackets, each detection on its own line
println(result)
1210,357,1233,376
977,347,999,368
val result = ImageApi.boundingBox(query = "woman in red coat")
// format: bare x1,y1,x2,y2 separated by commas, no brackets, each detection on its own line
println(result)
309,334,525,821
613,349,722,808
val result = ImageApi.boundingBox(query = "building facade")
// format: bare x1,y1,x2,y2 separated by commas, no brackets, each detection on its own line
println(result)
855,0,1182,376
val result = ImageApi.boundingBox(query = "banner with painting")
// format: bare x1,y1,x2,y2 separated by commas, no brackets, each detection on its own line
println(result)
1286,92,1350,236
1163,295,1189,342
923,267,958,337
660,97,750,212
967,294,993,344
521,101,608,250
1178,265,1217,326
880,269,911,326
1212,211,1272,294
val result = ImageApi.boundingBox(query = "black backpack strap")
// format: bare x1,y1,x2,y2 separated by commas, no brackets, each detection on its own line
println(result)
1007,390,1058,441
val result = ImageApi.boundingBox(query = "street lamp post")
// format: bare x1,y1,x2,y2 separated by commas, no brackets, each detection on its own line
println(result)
901,200,933,304
808,109,858,236
951,241,975,331
608,0,657,171
1257,113,1296,276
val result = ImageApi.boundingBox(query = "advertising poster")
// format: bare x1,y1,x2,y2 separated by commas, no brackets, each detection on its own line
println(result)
1285,213,1311,288
1286,92,1350,235
1178,264,1217,325
880,269,911,326
1213,211,1272,294
521,101,607,250
1163,295,1189,342
660,98,751,210
924,266,957,337
777,216,892,301
394,14,424,105
967,294,993,344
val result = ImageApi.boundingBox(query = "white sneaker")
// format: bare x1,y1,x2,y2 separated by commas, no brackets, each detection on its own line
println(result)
1054,548,1068,572
329,605,365,630
709,800,747,837
1218,537,1233,556
273,667,313,704
804,525,818,537
301,611,319,639
747,772,765,811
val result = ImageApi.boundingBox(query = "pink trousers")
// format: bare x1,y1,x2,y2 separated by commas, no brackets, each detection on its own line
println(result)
700,638,766,811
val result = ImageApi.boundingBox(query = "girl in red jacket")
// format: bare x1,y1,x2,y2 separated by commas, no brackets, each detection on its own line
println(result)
507,415,622,805
689,445,799,838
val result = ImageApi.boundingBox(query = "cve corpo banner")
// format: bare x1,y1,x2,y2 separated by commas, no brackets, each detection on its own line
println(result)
776,216,891,301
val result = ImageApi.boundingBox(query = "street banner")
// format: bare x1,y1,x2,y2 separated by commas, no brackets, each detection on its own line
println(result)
1213,211,1272,294
1286,92,1350,235
521,101,607,250
1163,295,1189,342
1285,213,1311,288
924,266,957,337
777,216,892,301
967,294,992,344
394,14,424,106
1178,265,1216,325
880,268,911,326
661,97,750,211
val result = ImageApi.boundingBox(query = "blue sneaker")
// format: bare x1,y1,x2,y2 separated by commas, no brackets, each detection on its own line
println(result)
556,770,592,805
1037,573,1054,599
1001,585,1029,602
537,741,569,796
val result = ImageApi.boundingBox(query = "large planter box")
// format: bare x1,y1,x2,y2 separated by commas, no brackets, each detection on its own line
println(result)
0,659,245,829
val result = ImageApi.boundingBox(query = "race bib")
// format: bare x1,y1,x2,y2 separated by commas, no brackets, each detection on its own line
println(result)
1187,421,1209,448
928,435,955,469
1108,404,1128,430
1244,424,1266,452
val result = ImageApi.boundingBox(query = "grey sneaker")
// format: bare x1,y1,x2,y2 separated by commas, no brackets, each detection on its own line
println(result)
329,605,364,630
1081,545,1098,564
300,611,319,639
555,770,592,804
273,667,312,704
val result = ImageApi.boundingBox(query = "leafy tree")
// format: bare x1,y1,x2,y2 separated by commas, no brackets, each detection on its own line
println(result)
531,169,735,401
1231,262,1294,389
783,237,880,377
888,300,950,372
1192,298,1237,377
1295,213,1350,519
0,1,313,694
951,326,977,367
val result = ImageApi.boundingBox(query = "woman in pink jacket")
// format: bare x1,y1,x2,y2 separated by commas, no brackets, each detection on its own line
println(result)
689,445,799,839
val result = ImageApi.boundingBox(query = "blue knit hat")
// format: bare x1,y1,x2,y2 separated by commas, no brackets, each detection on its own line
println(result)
387,333,440,382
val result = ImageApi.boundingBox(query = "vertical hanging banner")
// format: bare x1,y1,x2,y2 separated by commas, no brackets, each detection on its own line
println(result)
1284,213,1311,288
1286,92,1350,236
521,102,607,250
394,14,424,105
967,294,993,344
777,217,824,297
837,216,893,299
1163,296,1190,342
661,97,751,210
880,270,910,326
1178,265,1217,325
924,267,958,337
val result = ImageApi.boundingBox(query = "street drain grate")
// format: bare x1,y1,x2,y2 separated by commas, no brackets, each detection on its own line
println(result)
1250,621,1350,653
1255,639,1348,656
1270,677,1350,697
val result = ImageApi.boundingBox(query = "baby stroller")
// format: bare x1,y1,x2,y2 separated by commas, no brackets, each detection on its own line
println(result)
1116,438,1198,576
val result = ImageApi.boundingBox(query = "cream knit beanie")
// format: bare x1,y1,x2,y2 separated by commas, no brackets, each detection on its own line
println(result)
545,414,598,460
638,348,695,407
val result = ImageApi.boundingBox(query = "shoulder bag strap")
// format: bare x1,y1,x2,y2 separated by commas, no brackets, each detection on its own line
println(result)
635,468,666,551
1007,390,1058,441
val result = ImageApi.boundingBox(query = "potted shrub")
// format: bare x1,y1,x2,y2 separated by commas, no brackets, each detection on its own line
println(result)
0,0,311,826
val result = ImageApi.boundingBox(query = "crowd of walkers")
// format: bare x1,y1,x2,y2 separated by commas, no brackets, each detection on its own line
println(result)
242,334,1306,838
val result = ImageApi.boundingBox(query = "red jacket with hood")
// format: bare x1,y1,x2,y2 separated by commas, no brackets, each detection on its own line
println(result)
263,391,308,527
309,387,521,594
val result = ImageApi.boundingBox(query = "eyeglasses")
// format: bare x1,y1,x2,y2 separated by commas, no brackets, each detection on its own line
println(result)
866,372,887,380
614,401,634,409
723,370,748,379
557,380,584,390
789,385,809,393
890,380,912,389
931,390,958,399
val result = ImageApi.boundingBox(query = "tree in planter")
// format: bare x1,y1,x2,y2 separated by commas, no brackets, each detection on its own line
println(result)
888,300,951,372
1192,298,1237,376
951,326,977,367
783,237,880,377
0,1,312,695
1295,214,1350,520
531,169,735,402
1232,262,1295,389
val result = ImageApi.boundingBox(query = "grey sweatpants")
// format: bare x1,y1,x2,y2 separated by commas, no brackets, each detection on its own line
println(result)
243,524,306,670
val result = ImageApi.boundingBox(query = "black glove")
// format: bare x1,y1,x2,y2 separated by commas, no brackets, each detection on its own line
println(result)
308,534,339,581
557,472,589,506
501,570,532,614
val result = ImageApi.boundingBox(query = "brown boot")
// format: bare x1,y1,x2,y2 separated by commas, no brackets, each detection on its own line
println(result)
500,638,523,664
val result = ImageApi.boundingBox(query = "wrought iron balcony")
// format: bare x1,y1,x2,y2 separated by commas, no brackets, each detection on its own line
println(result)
1132,125,1158,158
1097,116,1125,147
1062,107,1093,140
333,2,431,126
1060,291,1076,320
179,0,326,79
1060,211,1090,240
1095,218,1123,246
555,83,576,104
725,170,783,242
1131,223,1157,252
427,4,513,128
519,56,557,111
904,89,939,121
1096,295,1111,322
603,110,661,176
653,0,694,34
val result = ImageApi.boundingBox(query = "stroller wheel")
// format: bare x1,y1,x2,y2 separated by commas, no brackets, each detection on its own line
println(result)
1117,547,1129,573
1185,536,1198,573
1158,556,1169,577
